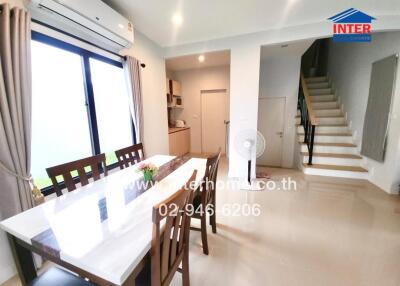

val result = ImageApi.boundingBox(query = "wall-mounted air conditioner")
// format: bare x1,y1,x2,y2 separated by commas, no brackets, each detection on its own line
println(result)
29,0,134,52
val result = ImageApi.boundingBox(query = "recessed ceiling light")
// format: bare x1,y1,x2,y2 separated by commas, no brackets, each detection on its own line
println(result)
198,55,205,62
172,13,183,26
118,24,124,29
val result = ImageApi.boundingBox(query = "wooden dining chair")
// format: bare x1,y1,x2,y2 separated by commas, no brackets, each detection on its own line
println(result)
135,170,198,286
46,153,108,197
115,143,145,170
191,149,221,255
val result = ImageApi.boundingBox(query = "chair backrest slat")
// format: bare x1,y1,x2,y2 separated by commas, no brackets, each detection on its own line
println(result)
77,168,89,186
151,170,197,286
169,212,181,265
63,172,75,192
46,154,107,197
115,143,145,170
201,149,221,206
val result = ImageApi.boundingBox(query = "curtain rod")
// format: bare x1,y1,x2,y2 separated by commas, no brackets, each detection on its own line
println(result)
122,56,146,68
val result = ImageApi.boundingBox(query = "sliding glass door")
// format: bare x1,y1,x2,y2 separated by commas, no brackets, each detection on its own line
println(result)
30,32,135,191
90,58,133,165
31,41,93,189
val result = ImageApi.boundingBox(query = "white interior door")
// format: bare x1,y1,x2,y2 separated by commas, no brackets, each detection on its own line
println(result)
257,97,285,167
201,90,228,154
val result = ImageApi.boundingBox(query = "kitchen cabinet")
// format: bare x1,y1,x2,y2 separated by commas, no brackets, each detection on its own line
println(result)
168,127,190,156
171,80,181,96
166,78,171,94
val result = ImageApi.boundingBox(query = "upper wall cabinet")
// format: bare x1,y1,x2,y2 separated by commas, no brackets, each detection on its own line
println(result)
166,78,171,94
171,80,181,96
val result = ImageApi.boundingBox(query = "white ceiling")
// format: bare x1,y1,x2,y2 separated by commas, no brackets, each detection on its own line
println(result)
166,50,230,71
261,40,314,61
103,0,400,47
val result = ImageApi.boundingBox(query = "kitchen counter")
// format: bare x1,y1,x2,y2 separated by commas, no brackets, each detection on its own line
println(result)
168,127,191,156
168,127,190,134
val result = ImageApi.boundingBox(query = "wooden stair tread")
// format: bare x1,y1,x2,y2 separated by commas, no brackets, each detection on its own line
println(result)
303,163,368,173
296,124,348,127
316,115,343,118
313,107,340,110
300,142,357,147
298,132,352,137
296,115,343,118
311,101,338,104
311,100,338,103
301,152,362,159
316,124,348,127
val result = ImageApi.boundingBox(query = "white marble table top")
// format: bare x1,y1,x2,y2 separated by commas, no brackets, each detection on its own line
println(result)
0,155,207,285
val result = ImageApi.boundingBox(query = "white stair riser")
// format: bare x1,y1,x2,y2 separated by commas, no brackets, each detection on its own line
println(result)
296,117,345,125
309,88,332,95
315,126,349,133
299,135,353,144
314,109,342,116
297,126,349,133
297,108,342,116
307,82,330,89
310,94,336,102
305,77,327,83
300,144,357,154
317,117,346,125
303,167,368,179
312,101,338,109
302,156,362,166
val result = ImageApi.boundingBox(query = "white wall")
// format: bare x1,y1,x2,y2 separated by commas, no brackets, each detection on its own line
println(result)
328,31,400,194
121,31,169,157
258,58,301,168
229,44,261,178
258,40,312,168
168,66,230,153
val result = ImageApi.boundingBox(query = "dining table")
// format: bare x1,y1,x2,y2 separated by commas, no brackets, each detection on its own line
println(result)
0,154,207,286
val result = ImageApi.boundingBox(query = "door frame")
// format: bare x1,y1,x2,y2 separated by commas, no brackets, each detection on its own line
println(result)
200,89,228,154
256,96,286,167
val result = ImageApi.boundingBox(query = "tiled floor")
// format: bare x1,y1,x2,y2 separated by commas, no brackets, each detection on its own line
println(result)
3,158,400,286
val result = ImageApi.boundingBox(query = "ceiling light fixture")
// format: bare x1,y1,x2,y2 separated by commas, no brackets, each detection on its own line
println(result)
118,24,124,29
172,13,183,26
198,55,205,62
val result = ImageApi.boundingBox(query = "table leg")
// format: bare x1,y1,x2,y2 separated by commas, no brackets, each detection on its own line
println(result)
7,234,37,286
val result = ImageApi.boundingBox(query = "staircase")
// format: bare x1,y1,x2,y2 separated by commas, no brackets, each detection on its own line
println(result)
297,76,368,179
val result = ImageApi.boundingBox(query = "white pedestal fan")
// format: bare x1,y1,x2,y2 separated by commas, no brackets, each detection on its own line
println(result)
234,129,266,191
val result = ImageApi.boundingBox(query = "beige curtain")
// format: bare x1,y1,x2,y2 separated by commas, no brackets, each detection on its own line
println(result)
123,56,144,143
0,3,34,218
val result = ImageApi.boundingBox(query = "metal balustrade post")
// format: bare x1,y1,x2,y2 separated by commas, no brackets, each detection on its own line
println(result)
308,125,316,165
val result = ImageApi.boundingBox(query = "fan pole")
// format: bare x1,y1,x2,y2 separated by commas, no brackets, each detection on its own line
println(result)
247,160,251,185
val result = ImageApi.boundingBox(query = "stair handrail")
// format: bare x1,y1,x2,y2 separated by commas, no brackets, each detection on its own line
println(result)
300,73,319,126
298,72,319,165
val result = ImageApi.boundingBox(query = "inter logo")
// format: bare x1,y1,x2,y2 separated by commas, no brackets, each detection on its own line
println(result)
328,8,376,42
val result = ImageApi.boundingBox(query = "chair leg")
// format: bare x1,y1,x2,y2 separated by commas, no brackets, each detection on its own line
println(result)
210,210,217,234
200,214,209,255
210,197,217,234
182,248,190,286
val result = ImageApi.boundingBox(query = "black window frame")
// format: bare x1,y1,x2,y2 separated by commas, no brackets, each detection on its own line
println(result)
31,31,137,196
